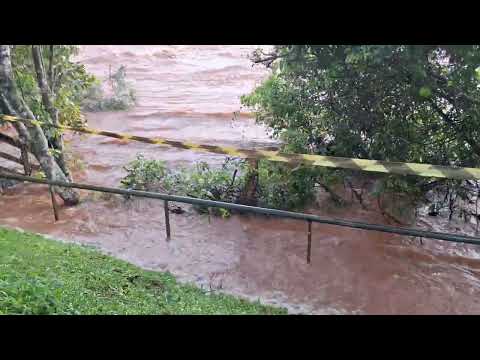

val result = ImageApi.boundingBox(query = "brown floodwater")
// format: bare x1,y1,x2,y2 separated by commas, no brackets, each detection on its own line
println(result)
1,45,480,314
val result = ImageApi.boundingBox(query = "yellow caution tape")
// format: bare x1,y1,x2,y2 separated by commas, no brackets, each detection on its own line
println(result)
2,114,480,180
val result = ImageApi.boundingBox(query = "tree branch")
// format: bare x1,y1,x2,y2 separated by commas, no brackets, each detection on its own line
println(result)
0,151,23,165
0,132,21,148
0,151,40,171
0,164,23,176
250,48,287,68
428,98,480,157
252,54,280,66
48,45,54,89
32,45,56,123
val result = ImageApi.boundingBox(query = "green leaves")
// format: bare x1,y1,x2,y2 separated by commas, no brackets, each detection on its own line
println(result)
120,154,319,215
243,45,480,205
257,161,318,210
121,154,171,192
475,67,480,81
11,45,96,128
121,156,249,216
419,86,432,98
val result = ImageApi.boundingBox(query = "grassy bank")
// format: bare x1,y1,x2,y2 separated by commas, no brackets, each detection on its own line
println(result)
0,227,286,315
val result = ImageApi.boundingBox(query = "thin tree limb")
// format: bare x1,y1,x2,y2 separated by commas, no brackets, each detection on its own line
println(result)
48,45,54,88
0,131,22,148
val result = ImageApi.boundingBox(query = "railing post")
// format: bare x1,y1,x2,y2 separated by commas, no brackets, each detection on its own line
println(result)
307,220,312,264
49,185,59,222
20,144,31,176
164,200,171,241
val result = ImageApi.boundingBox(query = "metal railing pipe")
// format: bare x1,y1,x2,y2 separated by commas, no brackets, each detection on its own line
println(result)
1,172,480,246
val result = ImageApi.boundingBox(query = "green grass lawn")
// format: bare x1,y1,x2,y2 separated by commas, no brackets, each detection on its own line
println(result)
0,227,286,315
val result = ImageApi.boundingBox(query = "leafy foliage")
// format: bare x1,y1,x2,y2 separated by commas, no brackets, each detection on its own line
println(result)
121,155,321,215
175,159,248,216
244,45,480,166
257,161,319,210
11,45,95,128
121,154,173,192
243,45,480,210
121,155,248,217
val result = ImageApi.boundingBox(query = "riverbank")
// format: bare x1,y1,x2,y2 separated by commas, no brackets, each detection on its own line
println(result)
0,227,286,315
2,46,480,314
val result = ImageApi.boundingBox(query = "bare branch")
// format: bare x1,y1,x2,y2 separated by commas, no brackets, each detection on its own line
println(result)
48,45,54,89
32,45,56,123
250,49,284,68
0,132,21,148
0,151,40,171
0,165,23,176
0,151,23,165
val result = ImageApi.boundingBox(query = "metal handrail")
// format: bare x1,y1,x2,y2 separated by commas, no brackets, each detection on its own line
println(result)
1,172,480,248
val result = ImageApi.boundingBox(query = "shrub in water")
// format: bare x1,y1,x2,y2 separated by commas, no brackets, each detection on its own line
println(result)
121,154,321,216
81,66,136,111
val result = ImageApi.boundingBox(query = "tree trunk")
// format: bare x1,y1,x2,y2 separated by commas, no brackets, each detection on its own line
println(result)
31,45,72,181
0,45,79,205
239,158,259,206
48,45,54,88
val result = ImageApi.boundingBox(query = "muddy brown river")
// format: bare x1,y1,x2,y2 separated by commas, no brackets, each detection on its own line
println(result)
2,45,480,314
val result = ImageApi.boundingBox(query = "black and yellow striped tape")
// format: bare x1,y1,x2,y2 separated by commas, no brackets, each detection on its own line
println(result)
2,114,480,180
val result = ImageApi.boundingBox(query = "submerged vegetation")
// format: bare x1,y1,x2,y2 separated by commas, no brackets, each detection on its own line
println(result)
0,227,285,315
81,65,136,111
120,154,321,215
121,155,248,217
